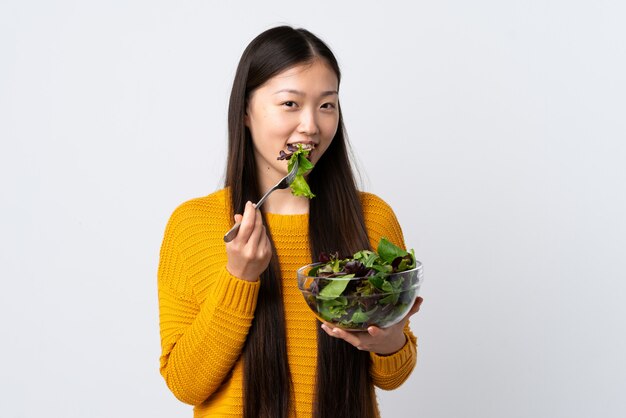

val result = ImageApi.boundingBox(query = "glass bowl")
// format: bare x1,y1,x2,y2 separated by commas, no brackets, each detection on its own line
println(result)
296,261,423,331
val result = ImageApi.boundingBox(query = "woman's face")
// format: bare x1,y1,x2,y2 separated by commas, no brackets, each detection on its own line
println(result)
245,59,340,180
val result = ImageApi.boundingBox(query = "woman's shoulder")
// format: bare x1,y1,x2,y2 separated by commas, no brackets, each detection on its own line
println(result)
358,191,405,249
164,188,231,235
171,188,230,216
358,191,397,218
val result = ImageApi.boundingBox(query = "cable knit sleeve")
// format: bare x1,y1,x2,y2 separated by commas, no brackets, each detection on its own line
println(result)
157,191,260,405
360,192,419,390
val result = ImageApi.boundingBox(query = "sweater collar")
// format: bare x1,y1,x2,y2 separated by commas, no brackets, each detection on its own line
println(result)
264,212,309,233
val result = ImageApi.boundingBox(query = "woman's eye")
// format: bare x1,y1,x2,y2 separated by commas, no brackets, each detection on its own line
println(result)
282,101,297,108
321,103,336,109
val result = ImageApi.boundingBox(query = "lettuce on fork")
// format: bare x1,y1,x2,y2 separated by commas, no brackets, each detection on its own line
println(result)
277,143,316,198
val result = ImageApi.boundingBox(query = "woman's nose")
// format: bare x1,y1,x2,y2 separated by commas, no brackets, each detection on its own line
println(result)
297,108,319,136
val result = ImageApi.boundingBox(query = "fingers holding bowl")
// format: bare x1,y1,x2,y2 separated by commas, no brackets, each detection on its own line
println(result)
321,322,404,354
321,323,367,350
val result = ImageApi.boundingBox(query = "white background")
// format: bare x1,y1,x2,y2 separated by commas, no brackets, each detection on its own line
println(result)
1,1,625,417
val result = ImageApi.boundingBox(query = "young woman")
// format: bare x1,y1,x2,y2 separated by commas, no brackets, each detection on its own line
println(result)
157,26,424,418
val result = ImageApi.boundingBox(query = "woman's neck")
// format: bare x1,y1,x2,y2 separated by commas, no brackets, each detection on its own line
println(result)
258,188,309,214
254,162,311,215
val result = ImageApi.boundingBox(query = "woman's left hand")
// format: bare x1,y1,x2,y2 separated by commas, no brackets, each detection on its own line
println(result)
320,297,423,355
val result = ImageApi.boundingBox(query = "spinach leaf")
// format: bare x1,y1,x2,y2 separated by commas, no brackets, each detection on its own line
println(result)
368,273,386,290
377,237,408,264
350,309,369,323
380,292,400,305
319,297,348,321
318,274,354,299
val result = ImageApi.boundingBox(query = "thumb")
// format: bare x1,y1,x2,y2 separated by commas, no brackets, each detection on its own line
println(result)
407,297,423,318
234,214,243,223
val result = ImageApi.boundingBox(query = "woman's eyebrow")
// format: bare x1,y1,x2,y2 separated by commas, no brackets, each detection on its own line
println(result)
273,89,338,97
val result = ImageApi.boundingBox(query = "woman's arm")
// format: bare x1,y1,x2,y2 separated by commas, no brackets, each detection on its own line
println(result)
157,198,261,405
320,306,420,390
361,192,421,390
158,259,259,404
369,323,418,390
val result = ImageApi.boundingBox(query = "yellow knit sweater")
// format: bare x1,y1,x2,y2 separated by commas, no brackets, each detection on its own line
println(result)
157,188,418,417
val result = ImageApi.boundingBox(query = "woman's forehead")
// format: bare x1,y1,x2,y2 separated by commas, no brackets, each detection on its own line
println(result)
261,61,338,93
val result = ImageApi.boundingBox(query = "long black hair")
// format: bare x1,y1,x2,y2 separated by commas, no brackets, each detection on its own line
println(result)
224,26,376,418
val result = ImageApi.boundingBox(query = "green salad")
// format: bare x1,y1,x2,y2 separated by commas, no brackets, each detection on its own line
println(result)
277,143,315,198
301,238,421,330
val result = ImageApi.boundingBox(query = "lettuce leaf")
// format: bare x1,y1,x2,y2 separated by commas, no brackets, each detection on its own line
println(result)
281,144,315,198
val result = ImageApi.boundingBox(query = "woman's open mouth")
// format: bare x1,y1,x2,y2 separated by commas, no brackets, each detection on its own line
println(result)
278,142,316,161
287,142,316,152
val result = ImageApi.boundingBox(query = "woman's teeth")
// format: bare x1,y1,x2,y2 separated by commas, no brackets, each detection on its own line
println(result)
288,143,315,150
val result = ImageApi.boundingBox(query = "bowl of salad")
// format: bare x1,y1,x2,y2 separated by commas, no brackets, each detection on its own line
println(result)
297,238,423,331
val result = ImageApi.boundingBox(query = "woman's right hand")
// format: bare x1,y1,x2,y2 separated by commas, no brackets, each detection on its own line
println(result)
225,201,272,282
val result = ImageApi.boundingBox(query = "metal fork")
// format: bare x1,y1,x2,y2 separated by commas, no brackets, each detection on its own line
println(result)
223,158,299,242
